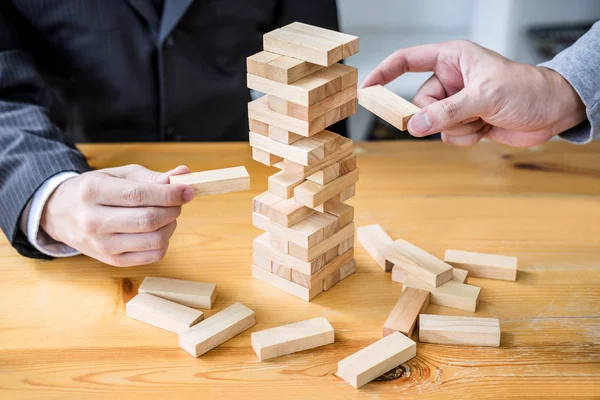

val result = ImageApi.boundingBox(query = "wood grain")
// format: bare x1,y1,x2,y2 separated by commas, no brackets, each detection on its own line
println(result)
0,141,599,399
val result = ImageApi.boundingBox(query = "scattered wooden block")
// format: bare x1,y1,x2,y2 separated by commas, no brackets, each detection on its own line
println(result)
138,276,217,309
263,27,343,66
383,288,430,338
294,168,359,207
419,314,501,347
288,221,355,262
337,331,416,389
268,171,305,199
252,265,323,301
282,137,353,178
254,233,324,275
268,125,303,144
269,85,357,122
249,118,269,135
402,274,481,312
251,316,335,361
268,197,315,228
283,22,359,59
391,264,405,283
253,253,272,272
169,166,250,197
356,224,394,271
246,51,323,84
452,267,469,284
339,259,357,281
126,293,204,334
444,250,518,281
385,239,453,287
252,147,283,166
179,302,255,357
358,85,420,131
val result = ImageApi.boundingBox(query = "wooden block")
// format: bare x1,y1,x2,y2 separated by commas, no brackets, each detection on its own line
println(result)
253,253,272,272
358,85,420,131
382,288,430,338
249,118,269,135
268,170,304,199
138,276,217,309
282,138,353,178
263,27,343,66
294,168,359,207
307,162,340,184
268,197,315,228
419,314,501,347
309,212,340,240
339,154,357,175
288,221,355,262
304,248,354,289
247,67,342,106
339,183,356,202
339,259,356,281
337,331,416,389
179,302,255,357
247,51,323,84
270,85,357,122
291,269,311,288
326,63,359,90
327,203,354,228
391,264,406,283
282,22,359,59
248,96,321,137
402,274,481,313
385,239,453,287
252,212,323,248
268,125,303,144
272,261,291,280
313,182,355,214
252,147,283,166
269,234,289,255
254,233,324,275
322,269,340,291
252,265,323,301
253,191,283,217
250,130,340,166
169,166,250,197
444,250,518,281
251,317,335,361
325,246,339,263
338,235,354,255
356,224,394,271
126,293,204,334
452,268,469,284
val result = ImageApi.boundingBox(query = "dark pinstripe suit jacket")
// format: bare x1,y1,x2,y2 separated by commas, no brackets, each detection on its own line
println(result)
0,0,340,259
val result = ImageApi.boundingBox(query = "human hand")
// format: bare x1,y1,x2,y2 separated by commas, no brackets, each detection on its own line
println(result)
41,164,195,267
362,40,586,147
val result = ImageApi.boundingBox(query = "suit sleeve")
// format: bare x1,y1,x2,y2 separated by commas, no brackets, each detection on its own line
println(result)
0,3,91,259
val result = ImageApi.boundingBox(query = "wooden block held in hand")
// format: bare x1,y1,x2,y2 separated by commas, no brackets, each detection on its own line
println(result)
403,274,481,312
385,239,453,287
444,250,518,281
251,316,334,361
337,331,416,389
419,314,501,347
169,166,250,198
126,293,204,334
179,302,255,357
358,85,420,131
139,277,217,309
356,224,394,271
383,288,430,337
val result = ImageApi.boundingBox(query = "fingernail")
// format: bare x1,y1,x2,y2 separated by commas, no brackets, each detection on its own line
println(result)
183,187,195,202
409,112,432,136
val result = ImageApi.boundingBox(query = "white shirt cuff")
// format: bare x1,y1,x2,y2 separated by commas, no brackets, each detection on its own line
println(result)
20,172,81,257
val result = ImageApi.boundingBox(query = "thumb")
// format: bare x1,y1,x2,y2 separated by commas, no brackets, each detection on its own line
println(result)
408,88,480,137
106,164,190,183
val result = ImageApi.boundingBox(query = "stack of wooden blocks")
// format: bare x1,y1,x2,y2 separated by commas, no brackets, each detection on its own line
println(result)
246,22,360,301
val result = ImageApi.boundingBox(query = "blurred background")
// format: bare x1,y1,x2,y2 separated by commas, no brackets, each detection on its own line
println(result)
338,0,600,140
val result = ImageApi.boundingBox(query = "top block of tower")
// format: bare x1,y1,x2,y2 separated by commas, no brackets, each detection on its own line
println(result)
264,22,359,66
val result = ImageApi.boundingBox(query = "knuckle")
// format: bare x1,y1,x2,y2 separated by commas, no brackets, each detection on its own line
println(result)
440,99,459,120
80,175,99,201
95,238,113,256
148,232,169,250
81,215,101,234
124,187,146,206
136,210,159,231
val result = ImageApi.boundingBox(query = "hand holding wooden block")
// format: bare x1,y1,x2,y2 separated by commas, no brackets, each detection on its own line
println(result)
169,166,249,197
358,85,420,131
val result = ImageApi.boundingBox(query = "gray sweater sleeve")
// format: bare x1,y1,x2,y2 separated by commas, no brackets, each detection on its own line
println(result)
538,21,600,144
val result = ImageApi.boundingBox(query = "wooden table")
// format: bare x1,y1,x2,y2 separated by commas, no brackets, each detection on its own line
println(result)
1,142,599,399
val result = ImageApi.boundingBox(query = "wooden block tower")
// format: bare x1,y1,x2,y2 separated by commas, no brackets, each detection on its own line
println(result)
247,22,359,301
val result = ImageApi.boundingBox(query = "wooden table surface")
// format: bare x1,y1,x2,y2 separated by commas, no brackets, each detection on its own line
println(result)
1,141,599,399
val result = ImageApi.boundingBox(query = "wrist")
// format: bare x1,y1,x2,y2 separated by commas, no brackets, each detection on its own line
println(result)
40,177,73,244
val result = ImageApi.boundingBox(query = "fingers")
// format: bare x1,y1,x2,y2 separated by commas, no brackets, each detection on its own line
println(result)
412,74,446,108
101,220,177,256
442,118,487,137
109,248,170,267
105,164,190,183
89,175,195,207
362,43,444,88
441,132,484,146
408,88,482,137
89,205,181,234
484,126,555,148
